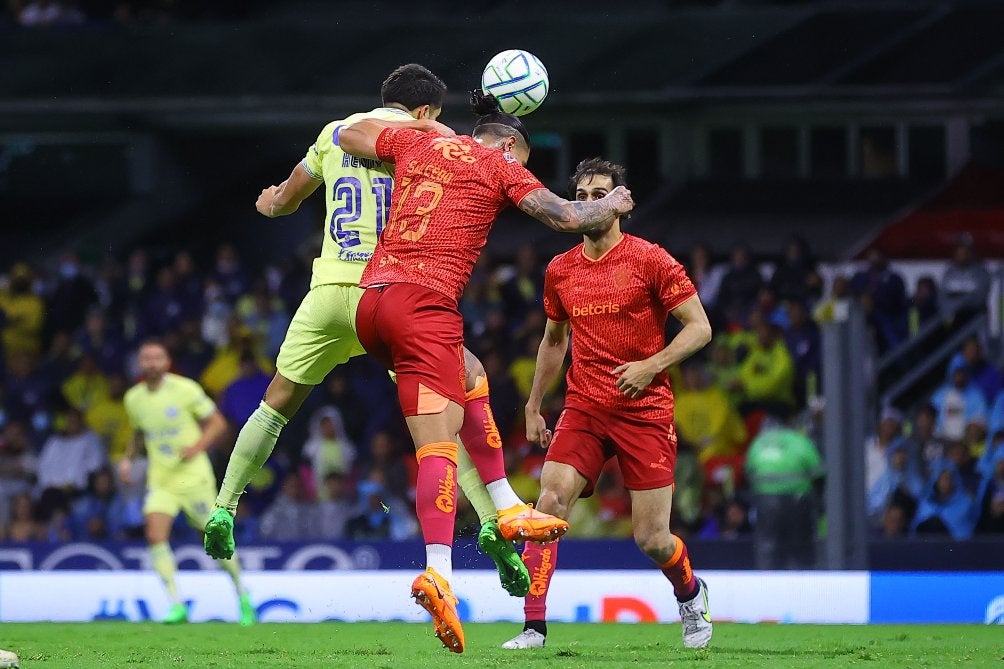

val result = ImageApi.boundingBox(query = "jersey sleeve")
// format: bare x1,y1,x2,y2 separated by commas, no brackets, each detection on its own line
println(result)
648,245,697,311
496,153,546,206
183,379,217,422
375,127,426,164
301,126,326,180
542,263,569,322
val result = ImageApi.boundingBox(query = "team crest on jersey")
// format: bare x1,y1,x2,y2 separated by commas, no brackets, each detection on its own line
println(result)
613,266,632,289
431,137,477,163
502,151,518,164
165,406,179,419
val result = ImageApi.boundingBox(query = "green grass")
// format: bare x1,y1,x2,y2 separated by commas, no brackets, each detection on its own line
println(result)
2,623,1000,668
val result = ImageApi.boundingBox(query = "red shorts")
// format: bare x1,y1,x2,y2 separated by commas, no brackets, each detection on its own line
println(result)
356,283,466,417
546,405,677,495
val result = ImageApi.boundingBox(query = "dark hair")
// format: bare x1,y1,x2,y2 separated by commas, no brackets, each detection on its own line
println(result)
138,337,169,353
381,64,447,111
567,157,627,199
470,89,530,147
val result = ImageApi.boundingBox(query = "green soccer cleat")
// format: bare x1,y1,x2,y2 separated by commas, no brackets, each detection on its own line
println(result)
238,593,257,626
478,520,531,597
204,506,236,559
162,602,189,624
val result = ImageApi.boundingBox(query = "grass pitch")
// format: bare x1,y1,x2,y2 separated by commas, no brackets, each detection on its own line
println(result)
2,622,999,668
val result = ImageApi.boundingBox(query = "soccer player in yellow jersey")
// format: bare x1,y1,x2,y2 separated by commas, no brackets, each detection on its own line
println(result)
204,64,565,603
119,340,256,625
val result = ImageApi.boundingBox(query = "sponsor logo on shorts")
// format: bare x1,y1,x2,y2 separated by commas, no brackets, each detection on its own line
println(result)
650,454,673,474
435,464,456,513
571,302,620,317
528,547,554,596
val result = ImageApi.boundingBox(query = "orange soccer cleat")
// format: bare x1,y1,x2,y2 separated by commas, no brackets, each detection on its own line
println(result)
497,503,569,543
411,568,465,653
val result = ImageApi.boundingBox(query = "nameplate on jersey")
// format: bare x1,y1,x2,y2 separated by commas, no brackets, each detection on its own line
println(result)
338,249,373,263
341,154,383,170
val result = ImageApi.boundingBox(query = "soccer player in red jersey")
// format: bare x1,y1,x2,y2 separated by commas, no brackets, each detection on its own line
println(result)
502,158,714,651
338,94,635,653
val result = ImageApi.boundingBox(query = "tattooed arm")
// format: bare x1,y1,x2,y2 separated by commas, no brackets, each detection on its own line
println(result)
518,186,634,234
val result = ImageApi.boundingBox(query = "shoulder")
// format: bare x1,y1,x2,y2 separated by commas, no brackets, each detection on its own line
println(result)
123,384,143,404
547,246,582,275
167,373,201,394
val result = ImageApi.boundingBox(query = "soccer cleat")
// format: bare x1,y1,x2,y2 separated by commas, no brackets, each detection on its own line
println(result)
204,506,236,559
238,593,257,626
478,521,531,597
501,629,546,649
162,602,189,624
411,568,465,653
679,578,712,649
496,503,569,543
0,649,18,668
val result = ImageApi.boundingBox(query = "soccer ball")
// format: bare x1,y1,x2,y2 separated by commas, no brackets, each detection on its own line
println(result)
481,49,549,117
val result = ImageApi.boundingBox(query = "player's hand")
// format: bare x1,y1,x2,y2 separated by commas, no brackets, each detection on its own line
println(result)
606,186,634,216
525,408,553,449
612,359,659,399
180,444,202,461
255,185,281,217
117,458,133,485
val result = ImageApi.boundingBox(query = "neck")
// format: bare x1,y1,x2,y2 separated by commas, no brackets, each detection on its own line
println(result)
385,102,414,117
582,226,623,260
145,374,166,391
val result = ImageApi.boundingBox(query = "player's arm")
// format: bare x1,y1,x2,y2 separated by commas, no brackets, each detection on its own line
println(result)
613,295,713,398
518,187,634,234
339,118,455,161
117,429,144,485
525,318,571,448
256,163,323,218
180,409,227,461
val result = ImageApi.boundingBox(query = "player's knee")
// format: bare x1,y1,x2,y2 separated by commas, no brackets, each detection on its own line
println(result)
633,525,672,560
145,525,166,545
536,487,572,519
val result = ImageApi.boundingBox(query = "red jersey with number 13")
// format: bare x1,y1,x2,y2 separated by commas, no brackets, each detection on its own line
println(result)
360,128,544,303
543,234,697,422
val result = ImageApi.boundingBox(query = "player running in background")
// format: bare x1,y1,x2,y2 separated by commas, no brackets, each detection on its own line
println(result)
502,158,714,651
118,339,256,625
201,65,550,598
338,92,634,652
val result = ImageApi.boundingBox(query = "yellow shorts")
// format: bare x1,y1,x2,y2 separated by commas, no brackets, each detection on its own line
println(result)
275,283,367,386
143,483,217,529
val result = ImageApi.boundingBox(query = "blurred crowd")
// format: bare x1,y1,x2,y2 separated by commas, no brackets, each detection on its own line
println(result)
5,0,249,27
0,232,1000,554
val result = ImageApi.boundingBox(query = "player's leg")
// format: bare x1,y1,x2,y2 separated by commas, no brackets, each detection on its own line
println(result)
619,419,711,649
355,283,467,653
143,492,187,623
459,348,567,543
504,410,602,650
207,285,364,558
502,461,589,649
186,491,257,625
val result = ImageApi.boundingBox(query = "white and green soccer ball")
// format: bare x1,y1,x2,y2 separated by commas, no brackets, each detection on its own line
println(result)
481,49,549,117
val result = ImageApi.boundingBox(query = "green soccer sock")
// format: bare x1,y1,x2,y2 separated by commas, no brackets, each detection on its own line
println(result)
150,542,180,604
216,401,288,513
457,439,497,525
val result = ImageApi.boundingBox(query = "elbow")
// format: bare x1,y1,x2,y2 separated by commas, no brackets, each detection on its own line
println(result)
696,322,713,349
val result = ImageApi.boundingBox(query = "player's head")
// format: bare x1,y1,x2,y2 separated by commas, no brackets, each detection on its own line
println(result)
381,64,447,120
569,157,629,227
137,338,171,383
470,89,531,165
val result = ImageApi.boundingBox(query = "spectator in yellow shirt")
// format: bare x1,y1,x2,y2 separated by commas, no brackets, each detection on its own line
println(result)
675,357,748,464
61,353,110,412
85,373,132,462
0,263,44,365
729,314,796,414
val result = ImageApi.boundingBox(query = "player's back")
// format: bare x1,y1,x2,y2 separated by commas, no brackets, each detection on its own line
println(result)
361,129,543,302
306,107,416,289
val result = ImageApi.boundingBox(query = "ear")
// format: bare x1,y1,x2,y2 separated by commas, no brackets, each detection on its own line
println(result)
413,105,431,120
501,135,517,152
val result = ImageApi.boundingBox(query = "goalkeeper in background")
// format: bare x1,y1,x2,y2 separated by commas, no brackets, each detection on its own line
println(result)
119,339,256,625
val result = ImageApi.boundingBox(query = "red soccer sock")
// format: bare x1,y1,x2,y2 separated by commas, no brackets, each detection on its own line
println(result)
415,442,459,546
458,377,507,484
659,534,698,601
523,539,559,622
